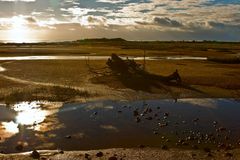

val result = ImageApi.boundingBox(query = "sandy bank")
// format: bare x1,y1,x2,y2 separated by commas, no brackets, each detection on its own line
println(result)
0,148,239,160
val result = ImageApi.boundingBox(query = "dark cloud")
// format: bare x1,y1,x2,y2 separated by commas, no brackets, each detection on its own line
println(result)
136,17,183,28
25,16,37,23
153,17,183,27
208,21,240,31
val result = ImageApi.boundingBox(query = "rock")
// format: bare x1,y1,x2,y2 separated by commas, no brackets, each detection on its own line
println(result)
96,151,104,157
85,153,90,159
93,112,98,115
59,150,64,154
31,150,40,159
153,131,158,135
213,121,218,125
187,136,194,141
109,156,118,160
157,107,160,110
164,113,169,117
159,122,168,127
118,111,122,113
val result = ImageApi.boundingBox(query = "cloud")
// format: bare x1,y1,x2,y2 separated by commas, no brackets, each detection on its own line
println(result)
96,0,128,4
0,0,240,41
0,0,35,2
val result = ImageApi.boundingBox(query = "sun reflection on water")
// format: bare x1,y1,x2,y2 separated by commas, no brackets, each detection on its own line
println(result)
14,102,50,125
0,101,62,142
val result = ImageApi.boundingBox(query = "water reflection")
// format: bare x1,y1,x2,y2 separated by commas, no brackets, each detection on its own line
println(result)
0,101,62,143
0,55,208,61
0,98,240,153
14,102,52,126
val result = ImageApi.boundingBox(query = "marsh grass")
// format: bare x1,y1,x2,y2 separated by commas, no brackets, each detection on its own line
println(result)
1,85,91,103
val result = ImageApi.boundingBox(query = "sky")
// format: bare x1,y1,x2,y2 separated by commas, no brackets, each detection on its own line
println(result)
0,0,239,42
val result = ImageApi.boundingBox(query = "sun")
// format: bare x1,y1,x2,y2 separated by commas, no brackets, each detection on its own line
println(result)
7,16,33,43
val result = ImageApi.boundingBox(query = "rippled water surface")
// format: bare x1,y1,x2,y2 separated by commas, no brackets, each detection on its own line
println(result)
0,98,239,153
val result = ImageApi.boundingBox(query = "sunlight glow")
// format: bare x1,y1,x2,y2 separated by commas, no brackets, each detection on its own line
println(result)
7,16,32,43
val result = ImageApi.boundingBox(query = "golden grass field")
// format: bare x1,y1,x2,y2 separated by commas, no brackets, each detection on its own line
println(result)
0,40,239,103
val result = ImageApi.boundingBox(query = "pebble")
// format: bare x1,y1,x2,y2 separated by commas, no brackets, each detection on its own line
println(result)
159,122,168,127
31,150,40,159
96,151,104,157
59,150,64,154
164,113,169,117
213,121,218,125
85,153,90,159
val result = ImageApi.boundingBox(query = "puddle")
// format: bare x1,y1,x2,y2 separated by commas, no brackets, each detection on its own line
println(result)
0,56,207,61
0,98,239,153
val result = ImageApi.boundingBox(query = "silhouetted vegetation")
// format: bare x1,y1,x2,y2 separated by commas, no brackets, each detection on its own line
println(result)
0,86,91,103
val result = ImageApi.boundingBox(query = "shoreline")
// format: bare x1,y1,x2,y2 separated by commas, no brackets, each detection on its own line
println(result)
1,147,240,160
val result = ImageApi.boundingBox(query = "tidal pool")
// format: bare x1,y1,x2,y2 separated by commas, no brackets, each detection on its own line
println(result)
0,55,207,61
0,98,239,153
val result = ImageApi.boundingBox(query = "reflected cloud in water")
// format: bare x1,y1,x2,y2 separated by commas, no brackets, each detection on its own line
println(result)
178,98,217,108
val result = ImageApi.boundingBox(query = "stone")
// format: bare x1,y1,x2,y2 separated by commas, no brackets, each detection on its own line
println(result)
96,151,104,157
31,150,40,159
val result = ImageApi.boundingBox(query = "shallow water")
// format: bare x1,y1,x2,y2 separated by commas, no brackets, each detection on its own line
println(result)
0,55,207,61
0,98,239,153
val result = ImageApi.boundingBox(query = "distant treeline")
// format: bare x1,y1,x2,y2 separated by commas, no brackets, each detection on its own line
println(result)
0,38,240,52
